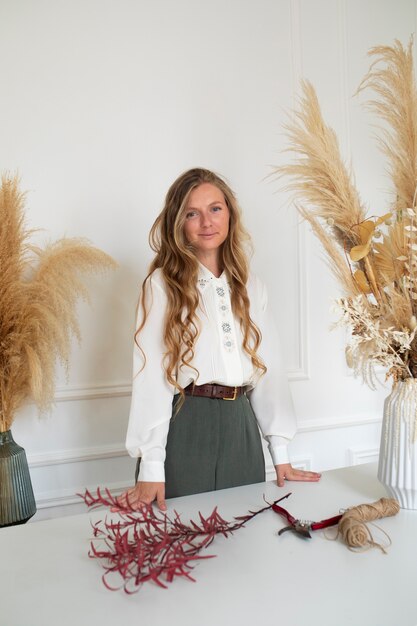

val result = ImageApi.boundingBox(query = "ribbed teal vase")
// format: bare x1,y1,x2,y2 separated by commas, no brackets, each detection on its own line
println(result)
0,430,36,527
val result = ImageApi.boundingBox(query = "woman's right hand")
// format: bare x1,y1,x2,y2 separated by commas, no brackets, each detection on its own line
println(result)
115,481,167,512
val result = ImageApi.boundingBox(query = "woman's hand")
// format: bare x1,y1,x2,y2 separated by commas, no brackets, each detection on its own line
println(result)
275,463,321,488
114,481,167,512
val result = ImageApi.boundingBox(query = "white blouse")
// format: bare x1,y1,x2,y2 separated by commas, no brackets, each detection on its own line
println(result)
126,264,297,482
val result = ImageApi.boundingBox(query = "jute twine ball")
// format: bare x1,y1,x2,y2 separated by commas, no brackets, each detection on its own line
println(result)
337,498,400,553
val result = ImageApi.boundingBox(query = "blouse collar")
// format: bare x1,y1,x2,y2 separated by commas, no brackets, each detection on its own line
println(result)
197,262,229,293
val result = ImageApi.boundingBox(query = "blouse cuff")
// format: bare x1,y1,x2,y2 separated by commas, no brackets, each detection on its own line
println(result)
138,460,165,483
267,436,291,466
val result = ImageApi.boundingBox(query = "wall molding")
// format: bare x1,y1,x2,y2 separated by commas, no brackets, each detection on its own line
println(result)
28,415,381,521
348,446,379,466
34,480,131,510
289,218,310,381
27,413,381,471
54,382,131,402
27,443,128,469
266,455,311,480
337,0,351,157
415,0,417,67
289,0,303,99
297,412,381,433
288,0,310,382
35,369,331,404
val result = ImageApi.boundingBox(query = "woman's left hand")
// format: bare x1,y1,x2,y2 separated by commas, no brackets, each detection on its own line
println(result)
275,463,321,488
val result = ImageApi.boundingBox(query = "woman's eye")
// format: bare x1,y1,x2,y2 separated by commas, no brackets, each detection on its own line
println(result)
212,206,222,212
185,211,197,219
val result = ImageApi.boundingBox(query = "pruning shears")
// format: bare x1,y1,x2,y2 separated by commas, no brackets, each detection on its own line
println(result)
272,500,342,539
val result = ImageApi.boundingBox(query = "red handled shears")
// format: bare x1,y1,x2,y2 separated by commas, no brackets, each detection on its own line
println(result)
272,498,342,539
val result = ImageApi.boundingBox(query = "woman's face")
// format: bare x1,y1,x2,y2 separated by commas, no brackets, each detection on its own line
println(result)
183,183,230,260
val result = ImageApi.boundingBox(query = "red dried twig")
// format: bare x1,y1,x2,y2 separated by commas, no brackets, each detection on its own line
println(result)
79,488,291,593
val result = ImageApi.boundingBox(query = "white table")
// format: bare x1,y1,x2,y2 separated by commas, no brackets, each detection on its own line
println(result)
1,463,416,626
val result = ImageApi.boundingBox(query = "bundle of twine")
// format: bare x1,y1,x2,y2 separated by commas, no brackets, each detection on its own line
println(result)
336,497,400,553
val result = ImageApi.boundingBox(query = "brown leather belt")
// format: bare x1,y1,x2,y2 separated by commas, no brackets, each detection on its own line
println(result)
184,383,246,401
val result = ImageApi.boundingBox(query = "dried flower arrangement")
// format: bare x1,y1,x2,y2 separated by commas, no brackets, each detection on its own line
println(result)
0,175,117,432
273,38,417,388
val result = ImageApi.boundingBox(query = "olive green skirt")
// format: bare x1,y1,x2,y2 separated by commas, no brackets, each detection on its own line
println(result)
135,393,265,498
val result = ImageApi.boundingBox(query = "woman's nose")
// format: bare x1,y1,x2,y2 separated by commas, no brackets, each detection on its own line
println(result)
201,211,212,227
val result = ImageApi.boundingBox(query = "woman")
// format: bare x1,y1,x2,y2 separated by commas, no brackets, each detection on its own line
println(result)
118,168,320,511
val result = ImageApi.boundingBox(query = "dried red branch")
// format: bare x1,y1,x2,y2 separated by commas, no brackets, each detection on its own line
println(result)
79,489,291,593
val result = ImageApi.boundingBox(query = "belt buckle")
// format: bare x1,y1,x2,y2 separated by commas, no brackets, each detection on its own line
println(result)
223,386,238,401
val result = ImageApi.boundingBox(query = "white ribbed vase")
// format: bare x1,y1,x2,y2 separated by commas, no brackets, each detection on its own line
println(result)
378,379,417,509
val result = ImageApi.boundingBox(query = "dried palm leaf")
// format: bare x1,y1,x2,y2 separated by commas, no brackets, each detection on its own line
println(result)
374,219,408,282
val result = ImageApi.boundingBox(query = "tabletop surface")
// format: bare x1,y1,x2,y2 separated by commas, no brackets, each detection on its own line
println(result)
1,462,416,626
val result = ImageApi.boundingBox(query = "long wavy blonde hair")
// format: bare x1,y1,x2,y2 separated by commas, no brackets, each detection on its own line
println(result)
135,168,266,403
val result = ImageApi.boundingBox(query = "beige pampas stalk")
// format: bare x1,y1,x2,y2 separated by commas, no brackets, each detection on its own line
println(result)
274,79,367,251
297,205,362,297
357,38,417,211
0,174,117,432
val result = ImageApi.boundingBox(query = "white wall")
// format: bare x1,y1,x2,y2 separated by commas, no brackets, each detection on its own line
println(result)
0,0,415,520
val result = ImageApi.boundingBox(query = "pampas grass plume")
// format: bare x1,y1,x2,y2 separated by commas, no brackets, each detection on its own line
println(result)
0,175,117,432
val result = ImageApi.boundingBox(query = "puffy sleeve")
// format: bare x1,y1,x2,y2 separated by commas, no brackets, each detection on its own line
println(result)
248,277,297,466
125,271,175,482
